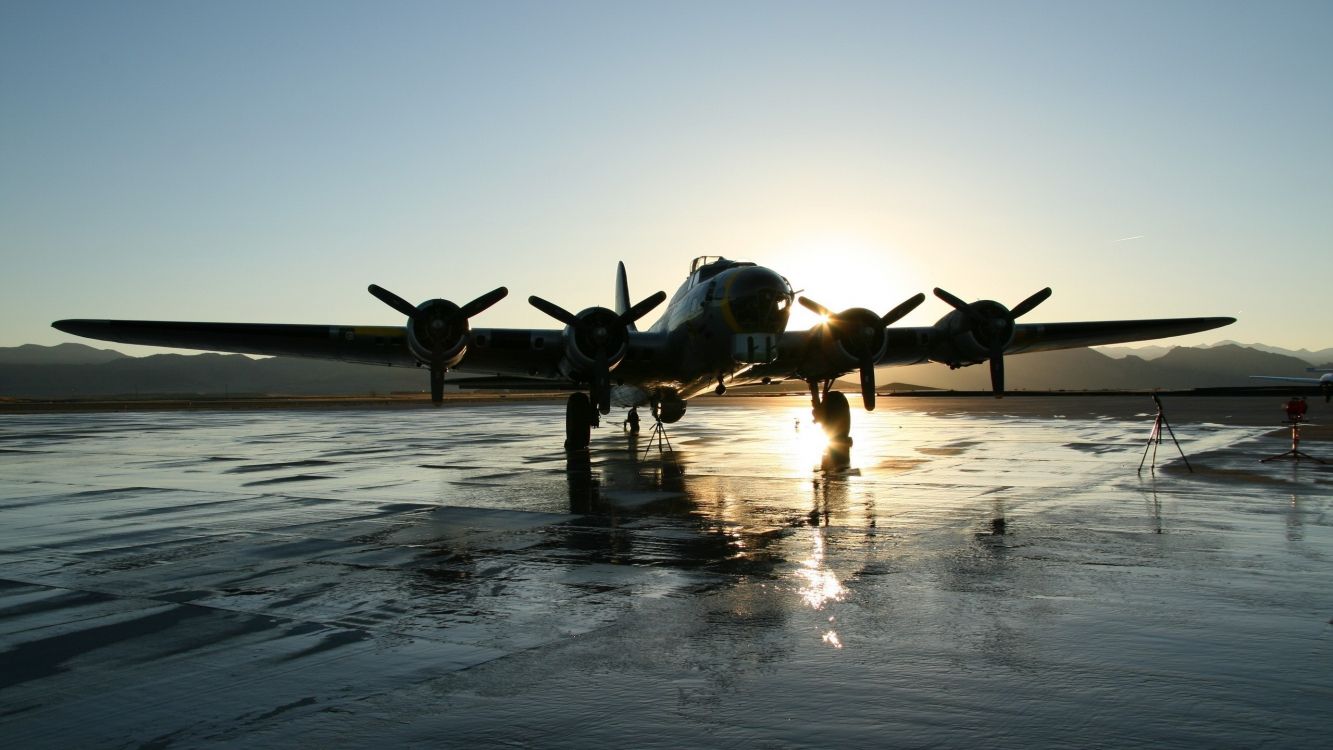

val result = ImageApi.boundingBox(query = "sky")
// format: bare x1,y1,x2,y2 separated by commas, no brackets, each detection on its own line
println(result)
3,0,1331,357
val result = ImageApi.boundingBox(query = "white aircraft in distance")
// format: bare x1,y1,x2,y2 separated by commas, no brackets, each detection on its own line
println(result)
55,256,1235,450
1251,369,1333,402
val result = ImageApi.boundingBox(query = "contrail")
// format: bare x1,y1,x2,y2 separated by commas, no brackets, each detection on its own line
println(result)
1111,235,1145,243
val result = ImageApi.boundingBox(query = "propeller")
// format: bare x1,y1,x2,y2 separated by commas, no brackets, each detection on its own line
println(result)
932,286,1051,398
797,292,926,411
368,284,509,405
528,290,667,414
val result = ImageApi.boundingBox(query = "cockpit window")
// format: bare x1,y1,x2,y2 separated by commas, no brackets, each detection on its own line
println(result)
690,256,722,273
690,257,756,285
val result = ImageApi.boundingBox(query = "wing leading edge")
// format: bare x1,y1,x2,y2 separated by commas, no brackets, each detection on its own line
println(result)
54,313,1236,393
53,319,416,366
1006,316,1237,354
50,319,571,378
754,315,1235,382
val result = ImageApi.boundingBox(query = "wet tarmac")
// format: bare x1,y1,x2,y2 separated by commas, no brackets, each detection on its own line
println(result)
2,396,1330,748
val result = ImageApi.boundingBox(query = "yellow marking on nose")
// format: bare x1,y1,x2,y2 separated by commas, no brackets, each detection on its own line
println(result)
719,272,743,333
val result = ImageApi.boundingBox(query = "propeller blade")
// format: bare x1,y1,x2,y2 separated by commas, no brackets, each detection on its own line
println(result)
527,295,580,326
429,364,445,405
988,353,1005,398
368,284,419,318
934,287,988,326
880,292,926,327
932,287,969,312
620,290,667,325
798,296,834,318
460,287,509,319
859,357,877,411
1009,287,1052,319
592,348,611,414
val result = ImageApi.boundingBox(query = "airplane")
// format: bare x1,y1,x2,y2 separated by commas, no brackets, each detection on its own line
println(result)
53,256,1235,450
1250,369,1333,402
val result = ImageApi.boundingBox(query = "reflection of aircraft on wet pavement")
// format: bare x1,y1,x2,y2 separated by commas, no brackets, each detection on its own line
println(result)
1250,370,1333,402
55,256,1234,449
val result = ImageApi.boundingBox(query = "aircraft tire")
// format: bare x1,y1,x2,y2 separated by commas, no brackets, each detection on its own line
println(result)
565,392,593,450
822,391,852,441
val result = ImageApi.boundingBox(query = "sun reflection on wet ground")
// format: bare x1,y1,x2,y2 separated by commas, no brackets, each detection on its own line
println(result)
795,526,845,611
1,396,1330,748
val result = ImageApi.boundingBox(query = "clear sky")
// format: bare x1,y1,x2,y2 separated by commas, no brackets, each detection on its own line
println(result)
3,1,1330,356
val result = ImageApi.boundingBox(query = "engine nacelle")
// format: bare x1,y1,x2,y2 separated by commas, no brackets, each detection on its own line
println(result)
928,301,1015,367
655,394,687,424
558,306,629,380
798,307,889,380
405,298,470,368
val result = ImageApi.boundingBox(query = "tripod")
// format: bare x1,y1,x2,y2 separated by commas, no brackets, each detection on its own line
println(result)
1139,394,1192,474
640,418,675,461
1261,419,1326,464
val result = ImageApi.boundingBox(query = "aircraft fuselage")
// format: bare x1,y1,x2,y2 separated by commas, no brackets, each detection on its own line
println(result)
611,259,795,407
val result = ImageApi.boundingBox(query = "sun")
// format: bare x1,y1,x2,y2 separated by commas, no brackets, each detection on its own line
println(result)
763,236,928,330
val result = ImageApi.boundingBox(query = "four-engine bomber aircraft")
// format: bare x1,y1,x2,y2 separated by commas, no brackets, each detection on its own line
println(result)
54,256,1235,449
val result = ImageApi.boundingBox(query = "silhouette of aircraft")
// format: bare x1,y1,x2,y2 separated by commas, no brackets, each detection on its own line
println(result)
55,256,1234,448
1251,369,1333,402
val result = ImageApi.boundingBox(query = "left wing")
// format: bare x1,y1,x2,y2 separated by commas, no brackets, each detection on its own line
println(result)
1005,317,1237,355
751,314,1235,403
759,316,1235,373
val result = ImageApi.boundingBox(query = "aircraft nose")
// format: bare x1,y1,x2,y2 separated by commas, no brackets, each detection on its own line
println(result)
725,267,792,332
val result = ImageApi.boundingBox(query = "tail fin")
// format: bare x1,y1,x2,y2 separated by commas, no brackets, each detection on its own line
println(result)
615,261,634,329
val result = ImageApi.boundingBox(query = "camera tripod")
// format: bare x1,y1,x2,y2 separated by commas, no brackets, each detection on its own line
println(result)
1261,419,1326,464
640,417,675,461
1139,394,1192,474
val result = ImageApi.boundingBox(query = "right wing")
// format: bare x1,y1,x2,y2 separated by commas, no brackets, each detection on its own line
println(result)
52,319,570,378
54,319,419,366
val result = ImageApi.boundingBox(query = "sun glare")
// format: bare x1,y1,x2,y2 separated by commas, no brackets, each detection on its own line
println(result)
764,237,926,330
780,406,831,475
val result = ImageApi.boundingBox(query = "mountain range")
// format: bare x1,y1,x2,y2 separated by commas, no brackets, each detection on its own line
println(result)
1,342,1328,399
1096,340,1333,365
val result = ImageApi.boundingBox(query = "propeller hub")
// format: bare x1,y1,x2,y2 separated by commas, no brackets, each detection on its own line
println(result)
830,307,888,361
571,309,625,358
526,289,665,415
367,283,509,404
932,286,1050,398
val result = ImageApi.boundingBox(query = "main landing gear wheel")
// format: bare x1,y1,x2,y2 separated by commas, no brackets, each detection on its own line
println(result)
821,391,852,447
565,392,593,450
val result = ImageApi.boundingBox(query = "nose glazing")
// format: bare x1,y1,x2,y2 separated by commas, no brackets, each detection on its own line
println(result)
726,267,792,332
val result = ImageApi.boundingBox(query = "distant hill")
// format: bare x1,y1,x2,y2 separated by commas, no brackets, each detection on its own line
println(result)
876,344,1318,392
1205,341,1333,367
0,342,1324,398
0,347,430,398
1094,344,1175,361
1097,340,1333,366
0,343,129,365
